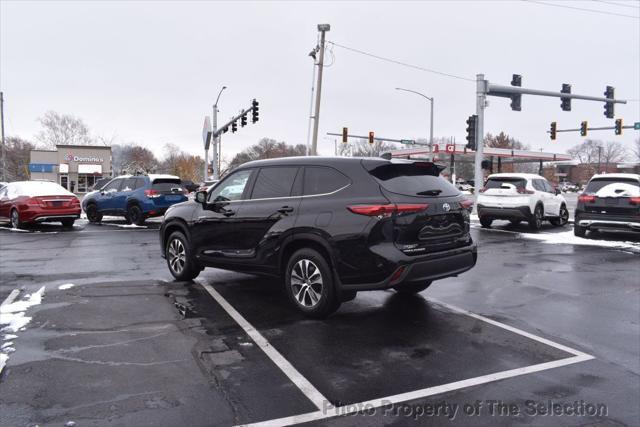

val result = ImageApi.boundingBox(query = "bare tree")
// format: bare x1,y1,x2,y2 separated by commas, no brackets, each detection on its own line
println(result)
632,138,640,162
3,136,35,181
600,141,627,168
36,111,94,149
568,139,627,166
346,138,398,157
158,143,204,181
485,132,528,150
112,143,159,175
228,138,306,170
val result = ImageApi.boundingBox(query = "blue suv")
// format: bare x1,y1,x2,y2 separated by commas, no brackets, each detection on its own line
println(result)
82,174,187,225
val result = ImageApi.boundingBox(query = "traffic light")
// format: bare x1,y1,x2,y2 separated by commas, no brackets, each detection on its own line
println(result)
342,127,348,143
510,74,521,111
604,86,614,119
580,121,588,137
241,114,247,127
222,126,229,134
465,115,478,150
560,84,571,111
251,99,259,123
550,122,557,140
368,131,374,145
231,120,238,133
615,118,623,135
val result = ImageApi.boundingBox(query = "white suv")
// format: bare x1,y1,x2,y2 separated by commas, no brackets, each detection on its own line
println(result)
477,173,569,230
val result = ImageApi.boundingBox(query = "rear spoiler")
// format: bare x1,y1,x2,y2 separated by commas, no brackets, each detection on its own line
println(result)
362,158,446,177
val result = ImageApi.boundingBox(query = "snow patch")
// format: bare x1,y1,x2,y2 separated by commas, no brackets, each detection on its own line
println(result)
595,183,640,198
0,354,7,374
520,230,640,252
58,283,75,290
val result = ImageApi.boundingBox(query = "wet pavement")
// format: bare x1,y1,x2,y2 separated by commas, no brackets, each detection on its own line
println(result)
0,218,639,426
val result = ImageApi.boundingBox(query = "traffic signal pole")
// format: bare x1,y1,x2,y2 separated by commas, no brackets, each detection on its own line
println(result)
473,74,487,206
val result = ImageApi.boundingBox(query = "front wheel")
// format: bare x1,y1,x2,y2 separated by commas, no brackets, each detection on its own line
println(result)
10,209,23,229
285,248,340,318
529,205,543,231
550,204,569,227
86,204,102,223
393,281,432,295
166,231,200,281
479,216,493,228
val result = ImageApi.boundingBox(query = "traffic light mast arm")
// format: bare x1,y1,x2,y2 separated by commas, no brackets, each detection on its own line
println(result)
547,124,636,133
487,84,627,104
213,105,255,138
326,132,430,146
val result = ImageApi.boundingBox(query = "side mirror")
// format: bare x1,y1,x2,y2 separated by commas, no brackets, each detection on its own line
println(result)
555,188,561,195
195,190,207,205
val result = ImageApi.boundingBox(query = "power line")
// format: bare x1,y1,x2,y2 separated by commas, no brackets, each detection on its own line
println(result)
327,41,475,83
522,0,640,19
591,0,640,10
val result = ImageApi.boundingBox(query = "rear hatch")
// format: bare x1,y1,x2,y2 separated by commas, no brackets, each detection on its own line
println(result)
580,177,640,217
147,178,187,206
479,177,531,204
363,159,471,255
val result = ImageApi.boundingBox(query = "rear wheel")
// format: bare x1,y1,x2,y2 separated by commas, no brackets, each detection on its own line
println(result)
127,204,145,226
285,248,340,318
393,280,432,295
86,204,102,223
10,209,23,229
166,231,200,281
61,219,75,228
479,216,493,228
550,204,569,227
529,205,543,231
574,224,587,237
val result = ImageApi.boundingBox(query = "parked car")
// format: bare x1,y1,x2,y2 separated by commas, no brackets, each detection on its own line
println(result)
0,181,81,229
82,174,187,225
160,157,477,317
574,173,640,237
181,180,199,193
477,173,569,230
89,177,112,192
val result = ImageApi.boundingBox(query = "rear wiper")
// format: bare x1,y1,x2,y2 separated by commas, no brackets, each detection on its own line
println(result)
417,189,442,196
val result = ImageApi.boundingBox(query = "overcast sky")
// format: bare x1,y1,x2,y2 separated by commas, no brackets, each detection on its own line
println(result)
1,0,639,161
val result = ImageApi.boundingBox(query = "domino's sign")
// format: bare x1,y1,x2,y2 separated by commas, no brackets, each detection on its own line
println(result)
64,152,104,163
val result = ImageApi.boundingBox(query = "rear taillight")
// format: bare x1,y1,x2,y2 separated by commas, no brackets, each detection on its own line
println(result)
389,266,406,285
71,198,80,205
347,203,428,217
144,189,161,198
578,194,597,203
517,188,535,194
460,199,474,210
630,197,640,205
27,198,41,206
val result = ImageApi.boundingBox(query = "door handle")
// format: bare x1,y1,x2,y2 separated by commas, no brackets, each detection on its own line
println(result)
223,210,236,217
278,206,294,214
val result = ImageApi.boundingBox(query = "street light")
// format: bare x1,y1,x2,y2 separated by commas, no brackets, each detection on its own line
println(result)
209,86,227,180
395,87,434,146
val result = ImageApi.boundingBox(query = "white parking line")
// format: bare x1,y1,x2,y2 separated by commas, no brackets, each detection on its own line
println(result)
198,282,594,427
1,289,21,307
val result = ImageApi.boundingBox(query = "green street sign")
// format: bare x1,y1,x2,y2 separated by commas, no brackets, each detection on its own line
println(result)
400,139,415,145
634,122,640,130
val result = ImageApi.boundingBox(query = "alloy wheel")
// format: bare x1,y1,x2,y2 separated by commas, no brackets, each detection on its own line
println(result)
11,210,19,229
290,259,323,308
560,206,569,225
168,238,186,274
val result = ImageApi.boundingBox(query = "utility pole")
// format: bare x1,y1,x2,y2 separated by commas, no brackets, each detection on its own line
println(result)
0,92,5,182
210,86,227,180
310,24,330,156
473,74,487,206
598,146,602,174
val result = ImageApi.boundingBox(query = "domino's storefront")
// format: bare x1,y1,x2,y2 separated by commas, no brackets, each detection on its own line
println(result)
29,145,112,195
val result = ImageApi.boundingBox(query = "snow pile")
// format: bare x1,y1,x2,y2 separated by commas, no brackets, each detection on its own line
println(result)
0,287,46,373
595,183,640,198
6,181,75,197
521,230,640,252
58,283,75,290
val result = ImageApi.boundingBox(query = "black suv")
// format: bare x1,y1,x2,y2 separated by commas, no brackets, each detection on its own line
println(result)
160,157,477,317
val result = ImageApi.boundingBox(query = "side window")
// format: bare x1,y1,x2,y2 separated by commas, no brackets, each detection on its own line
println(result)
303,166,350,196
532,179,543,192
0,187,7,199
103,179,122,192
251,167,299,199
122,178,138,192
134,178,146,190
208,169,253,203
543,180,554,193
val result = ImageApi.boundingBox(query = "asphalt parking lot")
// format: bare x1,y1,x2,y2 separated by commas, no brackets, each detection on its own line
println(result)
1,217,639,426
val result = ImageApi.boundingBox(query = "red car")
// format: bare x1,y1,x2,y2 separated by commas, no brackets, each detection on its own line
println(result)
0,181,81,229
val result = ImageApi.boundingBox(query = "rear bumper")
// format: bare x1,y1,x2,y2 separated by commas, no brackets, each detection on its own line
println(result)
22,208,81,223
341,243,478,291
576,213,640,231
477,204,531,220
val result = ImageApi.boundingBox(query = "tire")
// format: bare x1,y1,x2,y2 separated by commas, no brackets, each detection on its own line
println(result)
86,203,102,223
479,216,493,228
550,204,569,227
127,204,145,226
61,219,75,228
393,280,432,295
509,219,522,226
10,208,23,229
574,224,587,238
284,248,340,318
165,231,200,281
529,205,543,231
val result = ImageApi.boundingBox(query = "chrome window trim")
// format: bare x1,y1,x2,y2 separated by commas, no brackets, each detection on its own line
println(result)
209,183,351,204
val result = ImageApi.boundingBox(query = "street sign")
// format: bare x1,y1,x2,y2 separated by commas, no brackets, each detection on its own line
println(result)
634,122,640,130
445,144,455,153
202,116,212,150
400,139,415,145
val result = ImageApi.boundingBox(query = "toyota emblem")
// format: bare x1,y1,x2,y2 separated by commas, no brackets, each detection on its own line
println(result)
442,203,451,212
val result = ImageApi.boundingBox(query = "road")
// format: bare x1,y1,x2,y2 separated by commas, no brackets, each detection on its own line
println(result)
1,218,639,426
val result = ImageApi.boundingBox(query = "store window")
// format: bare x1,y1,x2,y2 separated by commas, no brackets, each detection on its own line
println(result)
77,175,103,193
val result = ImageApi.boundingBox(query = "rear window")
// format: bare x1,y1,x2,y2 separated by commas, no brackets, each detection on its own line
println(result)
585,178,639,193
303,167,350,196
151,178,183,192
486,177,527,190
367,164,458,197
